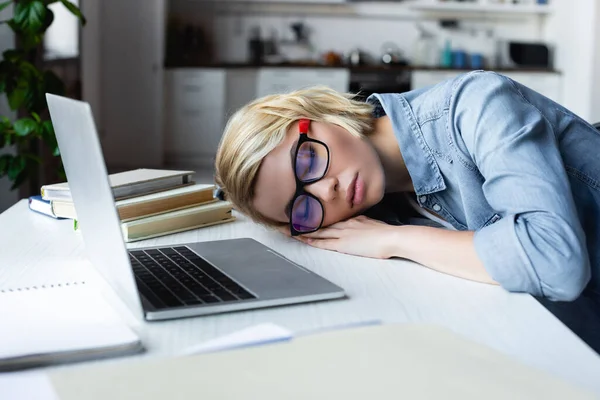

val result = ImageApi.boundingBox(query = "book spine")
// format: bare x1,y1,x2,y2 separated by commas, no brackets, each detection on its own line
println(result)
28,196,64,219
118,195,216,221
122,217,235,243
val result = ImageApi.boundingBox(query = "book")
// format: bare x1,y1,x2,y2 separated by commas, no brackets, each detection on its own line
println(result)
0,282,143,372
28,196,65,220
52,184,216,221
40,168,195,202
120,200,235,242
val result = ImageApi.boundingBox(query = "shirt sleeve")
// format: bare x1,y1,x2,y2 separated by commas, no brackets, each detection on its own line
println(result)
451,71,591,301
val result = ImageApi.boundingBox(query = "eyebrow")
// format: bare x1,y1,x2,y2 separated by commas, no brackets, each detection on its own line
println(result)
284,138,300,219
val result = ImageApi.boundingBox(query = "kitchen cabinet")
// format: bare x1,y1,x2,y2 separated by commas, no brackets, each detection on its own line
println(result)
410,1,553,15
256,68,350,98
219,0,345,2
500,72,562,104
411,70,562,104
164,69,227,168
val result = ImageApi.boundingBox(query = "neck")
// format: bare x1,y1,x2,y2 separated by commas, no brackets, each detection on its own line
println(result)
368,116,413,193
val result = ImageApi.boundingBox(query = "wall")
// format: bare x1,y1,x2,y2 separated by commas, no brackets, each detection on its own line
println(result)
45,0,79,60
543,0,597,121
0,3,17,214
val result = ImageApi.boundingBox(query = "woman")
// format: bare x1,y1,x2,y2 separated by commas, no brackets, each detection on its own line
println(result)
215,70,600,350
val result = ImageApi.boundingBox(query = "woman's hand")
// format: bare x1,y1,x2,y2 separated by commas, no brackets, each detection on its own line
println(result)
294,215,399,259
276,216,497,284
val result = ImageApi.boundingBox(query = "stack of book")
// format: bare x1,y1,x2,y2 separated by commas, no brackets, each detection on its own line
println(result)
29,168,235,242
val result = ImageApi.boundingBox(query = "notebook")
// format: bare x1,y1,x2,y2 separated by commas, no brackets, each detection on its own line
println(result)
48,324,595,399
40,168,194,201
0,282,144,372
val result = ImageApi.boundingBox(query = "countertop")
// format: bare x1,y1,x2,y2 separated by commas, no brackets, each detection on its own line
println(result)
164,62,561,74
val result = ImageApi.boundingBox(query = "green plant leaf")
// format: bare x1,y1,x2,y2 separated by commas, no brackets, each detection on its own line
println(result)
43,70,64,95
14,0,47,33
11,167,29,190
22,32,44,50
6,19,17,33
7,154,25,180
7,86,27,110
41,120,59,155
59,0,85,25
31,111,41,123
0,154,12,176
24,152,41,164
57,163,65,180
0,116,9,130
0,61,17,95
41,120,53,138
42,7,53,30
0,0,11,14
14,118,38,136
0,117,10,148
2,49,24,62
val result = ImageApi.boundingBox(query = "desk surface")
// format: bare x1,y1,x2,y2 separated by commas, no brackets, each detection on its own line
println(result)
2,199,600,393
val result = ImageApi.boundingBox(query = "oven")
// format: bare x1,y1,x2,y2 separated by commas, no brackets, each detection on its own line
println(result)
348,68,412,101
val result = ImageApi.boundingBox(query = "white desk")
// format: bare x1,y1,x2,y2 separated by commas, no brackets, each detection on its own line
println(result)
2,199,600,394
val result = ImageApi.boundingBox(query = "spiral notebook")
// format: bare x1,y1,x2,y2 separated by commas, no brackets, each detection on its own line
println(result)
0,282,144,371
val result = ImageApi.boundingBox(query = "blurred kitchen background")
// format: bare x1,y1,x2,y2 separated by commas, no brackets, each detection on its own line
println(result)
1,0,600,212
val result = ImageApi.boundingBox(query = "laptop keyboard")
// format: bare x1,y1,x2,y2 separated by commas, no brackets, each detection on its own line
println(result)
128,246,256,309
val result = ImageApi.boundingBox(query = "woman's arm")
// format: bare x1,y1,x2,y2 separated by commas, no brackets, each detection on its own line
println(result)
450,72,590,301
296,216,496,285
391,225,497,285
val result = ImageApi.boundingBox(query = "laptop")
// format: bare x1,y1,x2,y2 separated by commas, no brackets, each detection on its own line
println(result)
46,94,346,321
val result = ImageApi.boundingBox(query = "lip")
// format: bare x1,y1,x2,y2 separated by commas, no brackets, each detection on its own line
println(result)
353,176,365,207
346,173,358,208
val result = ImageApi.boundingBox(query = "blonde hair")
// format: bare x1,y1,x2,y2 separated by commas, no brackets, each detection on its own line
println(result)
215,85,374,227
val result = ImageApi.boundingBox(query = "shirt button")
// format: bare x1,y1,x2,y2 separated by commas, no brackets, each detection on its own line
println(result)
433,204,442,212
419,196,427,203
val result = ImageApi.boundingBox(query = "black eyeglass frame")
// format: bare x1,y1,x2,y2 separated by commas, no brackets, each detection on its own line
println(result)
289,119,330,237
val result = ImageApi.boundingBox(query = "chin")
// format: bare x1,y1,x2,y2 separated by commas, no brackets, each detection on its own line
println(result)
368,180,386,208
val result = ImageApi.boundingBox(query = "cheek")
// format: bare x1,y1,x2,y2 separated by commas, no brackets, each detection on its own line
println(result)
322,203,357,227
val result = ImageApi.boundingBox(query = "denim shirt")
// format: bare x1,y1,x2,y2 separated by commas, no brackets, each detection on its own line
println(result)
367,70,600,302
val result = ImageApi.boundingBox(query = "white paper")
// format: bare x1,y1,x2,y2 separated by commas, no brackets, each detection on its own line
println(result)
180,323,293,356
0,372,59,400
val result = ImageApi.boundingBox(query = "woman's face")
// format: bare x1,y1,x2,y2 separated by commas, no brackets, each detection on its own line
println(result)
253,120,385,230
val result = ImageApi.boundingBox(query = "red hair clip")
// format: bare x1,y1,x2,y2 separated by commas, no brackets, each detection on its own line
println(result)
299,119,310,134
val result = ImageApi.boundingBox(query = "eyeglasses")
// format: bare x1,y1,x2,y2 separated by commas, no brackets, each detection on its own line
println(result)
289,119,330,237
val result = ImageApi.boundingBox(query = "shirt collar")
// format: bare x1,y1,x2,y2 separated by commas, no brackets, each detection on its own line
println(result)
367,93,446,196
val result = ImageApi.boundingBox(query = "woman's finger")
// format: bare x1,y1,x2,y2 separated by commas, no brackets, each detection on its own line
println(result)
305,238,339,252
299,227,342,239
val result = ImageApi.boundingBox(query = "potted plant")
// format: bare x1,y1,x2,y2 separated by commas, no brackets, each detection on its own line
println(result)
0,0,85,192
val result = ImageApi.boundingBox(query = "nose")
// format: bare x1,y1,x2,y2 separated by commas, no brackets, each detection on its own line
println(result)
304,176,339,203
